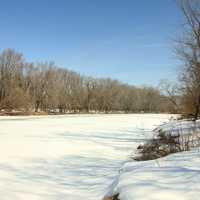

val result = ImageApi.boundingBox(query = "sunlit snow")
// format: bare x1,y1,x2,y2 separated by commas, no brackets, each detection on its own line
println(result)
0,114,172,200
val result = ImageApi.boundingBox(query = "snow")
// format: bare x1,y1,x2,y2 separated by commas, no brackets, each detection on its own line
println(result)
105,118,200,200
106,149,200,200
154,118,200,136
0,114,172,200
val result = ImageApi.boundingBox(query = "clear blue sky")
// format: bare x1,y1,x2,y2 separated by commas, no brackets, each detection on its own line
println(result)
0,0,183,86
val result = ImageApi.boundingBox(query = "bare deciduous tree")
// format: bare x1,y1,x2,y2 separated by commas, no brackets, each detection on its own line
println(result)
176,0,200,119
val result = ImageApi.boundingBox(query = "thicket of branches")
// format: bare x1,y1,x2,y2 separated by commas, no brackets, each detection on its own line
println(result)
0,49,175,114
158,1,200,120
175,0,200,119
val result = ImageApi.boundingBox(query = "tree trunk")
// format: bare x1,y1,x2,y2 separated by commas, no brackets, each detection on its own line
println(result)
194,95,200,120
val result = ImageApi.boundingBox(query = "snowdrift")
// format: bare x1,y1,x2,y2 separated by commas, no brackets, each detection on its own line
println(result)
104,119,200,200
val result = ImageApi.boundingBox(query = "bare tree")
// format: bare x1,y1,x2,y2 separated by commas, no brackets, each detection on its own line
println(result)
159,80,181,113
176,0,200,119
0,49,28,110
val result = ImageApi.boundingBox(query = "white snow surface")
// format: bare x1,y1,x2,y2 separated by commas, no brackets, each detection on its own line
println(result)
0,114,172,200
105,118,200,200
154,118,200,136
106,149,200,200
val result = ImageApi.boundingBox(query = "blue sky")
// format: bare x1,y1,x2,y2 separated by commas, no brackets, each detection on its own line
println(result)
0,0,183,86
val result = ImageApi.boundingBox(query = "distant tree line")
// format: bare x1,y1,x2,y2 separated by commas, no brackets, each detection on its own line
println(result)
0,49,176,114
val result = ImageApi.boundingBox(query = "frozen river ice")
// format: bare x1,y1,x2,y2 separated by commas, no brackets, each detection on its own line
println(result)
0,114,172,200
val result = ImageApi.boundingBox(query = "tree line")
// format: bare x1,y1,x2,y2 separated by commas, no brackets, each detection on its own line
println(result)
0,49,175,114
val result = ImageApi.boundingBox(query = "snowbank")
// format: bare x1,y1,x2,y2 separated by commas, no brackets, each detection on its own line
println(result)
105,119,200,200
154,118,200,137
105,149,200,200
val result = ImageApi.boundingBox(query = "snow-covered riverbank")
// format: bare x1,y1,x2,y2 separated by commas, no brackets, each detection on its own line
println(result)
105,149,200,200
105,118,200,200
0,114,172,200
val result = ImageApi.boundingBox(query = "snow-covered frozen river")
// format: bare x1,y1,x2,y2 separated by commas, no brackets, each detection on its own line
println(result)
0,114,172,200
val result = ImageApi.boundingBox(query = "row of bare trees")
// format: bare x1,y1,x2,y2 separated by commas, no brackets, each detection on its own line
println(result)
0,49,175,114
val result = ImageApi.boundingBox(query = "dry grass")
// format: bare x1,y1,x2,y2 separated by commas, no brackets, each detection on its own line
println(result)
103,194,120,200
